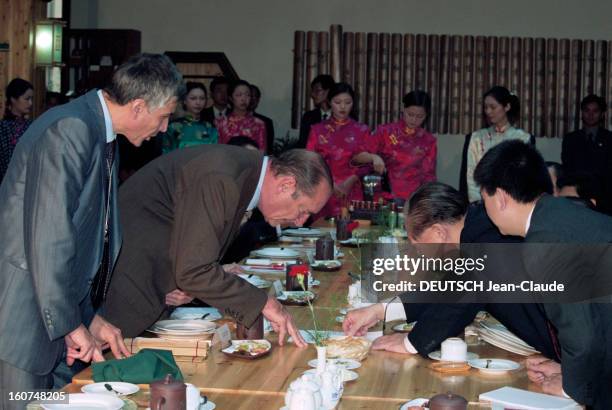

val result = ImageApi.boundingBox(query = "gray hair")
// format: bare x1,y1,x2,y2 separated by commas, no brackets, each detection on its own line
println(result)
104,53,185,110
270,149,332,197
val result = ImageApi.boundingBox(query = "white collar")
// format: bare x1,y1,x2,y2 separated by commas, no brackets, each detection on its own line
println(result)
525,203,537,235
96,90,117,143
213,106,227,117
247,156,268,211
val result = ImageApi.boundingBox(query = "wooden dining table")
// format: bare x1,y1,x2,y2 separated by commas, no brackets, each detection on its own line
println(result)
66,224,546,409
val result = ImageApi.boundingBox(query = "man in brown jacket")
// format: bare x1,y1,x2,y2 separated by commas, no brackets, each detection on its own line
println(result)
101,146,332,346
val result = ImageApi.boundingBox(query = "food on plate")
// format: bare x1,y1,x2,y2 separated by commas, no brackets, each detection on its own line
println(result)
323,336,371,361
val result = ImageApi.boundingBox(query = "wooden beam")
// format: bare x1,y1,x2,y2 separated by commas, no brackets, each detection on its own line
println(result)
0,0,46,117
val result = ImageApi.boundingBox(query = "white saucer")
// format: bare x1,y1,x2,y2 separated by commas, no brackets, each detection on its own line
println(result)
427,350,479,362
307,358,361,370
42,393,123,409
399,398,429,409
81,382,139,396
468,358,520,374
335,316,345,323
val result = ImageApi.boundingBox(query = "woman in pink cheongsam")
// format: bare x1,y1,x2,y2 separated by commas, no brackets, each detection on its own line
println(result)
216,80,267,152
353,90,437,206
306,82,375,218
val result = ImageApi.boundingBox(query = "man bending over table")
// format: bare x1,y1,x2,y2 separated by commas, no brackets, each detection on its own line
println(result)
101,146,332,347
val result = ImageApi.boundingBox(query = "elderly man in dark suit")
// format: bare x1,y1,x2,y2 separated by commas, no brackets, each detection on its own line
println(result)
475,140,612,410
0,53,183,407
343,183,556,362
101,147,332,346
296,74,335,149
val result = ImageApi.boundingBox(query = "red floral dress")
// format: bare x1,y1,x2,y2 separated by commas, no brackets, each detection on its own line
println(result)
307,118,375,218
373,121,437,201
215,113,267,152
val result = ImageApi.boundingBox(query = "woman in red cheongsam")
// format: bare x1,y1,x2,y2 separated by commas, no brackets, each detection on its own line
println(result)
306,82,375,218
216,80,267,152
353,90,437,206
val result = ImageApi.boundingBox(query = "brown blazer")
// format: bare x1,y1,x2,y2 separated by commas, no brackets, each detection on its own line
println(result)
101,145,268,337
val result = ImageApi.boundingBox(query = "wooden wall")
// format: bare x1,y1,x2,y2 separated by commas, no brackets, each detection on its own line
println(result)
0,0,46,117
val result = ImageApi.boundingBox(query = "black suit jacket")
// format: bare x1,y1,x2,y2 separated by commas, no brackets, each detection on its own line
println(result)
404,204,557,361
562,128,612,214
201,106,216,125
102,145,268,337
254,112,275,154
297,109,323,149
526,195,612,408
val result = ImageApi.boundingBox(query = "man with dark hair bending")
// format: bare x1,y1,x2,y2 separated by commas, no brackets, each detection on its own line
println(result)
474,139,612,409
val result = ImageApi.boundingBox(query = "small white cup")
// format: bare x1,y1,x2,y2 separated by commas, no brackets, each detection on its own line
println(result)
440,337,468,362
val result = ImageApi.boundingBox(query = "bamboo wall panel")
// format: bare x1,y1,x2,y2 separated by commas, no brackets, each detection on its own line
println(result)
330,25,342,81
377,33,390,125
291,31,305,128
317,32,329,75
389,34,402,122
365,33,378,126
354,33,367,123
305,31,318,111
292,25,612,137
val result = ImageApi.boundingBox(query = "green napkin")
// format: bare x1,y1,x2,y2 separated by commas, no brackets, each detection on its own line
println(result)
92,349,183,383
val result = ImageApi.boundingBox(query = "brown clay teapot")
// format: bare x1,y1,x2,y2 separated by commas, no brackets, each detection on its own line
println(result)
428,392,468,410
150,374,186,410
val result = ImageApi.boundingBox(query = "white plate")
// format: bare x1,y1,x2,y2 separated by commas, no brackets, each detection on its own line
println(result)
399,398,429,410
277,291,316,302
307,358,361,370
284,228,324,237
335,316,345,323
339,238,368,245
81,382,139,396
170,307,222,321
392,322,416,333
152,320,216,333
253,247,300,258
41,393,124,409
221,339,272,356
427,350,479,362
200,401,216,410
468,358,520,374
303,368,358,382
238,274,272,288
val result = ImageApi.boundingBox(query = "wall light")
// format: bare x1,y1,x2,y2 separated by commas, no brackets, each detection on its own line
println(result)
35,19,65,66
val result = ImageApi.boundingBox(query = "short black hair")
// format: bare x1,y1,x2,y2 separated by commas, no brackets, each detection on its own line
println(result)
557,172,602,201
210,76,229,93
227,135,260,149
474,140,553,203
311,74,335,91
405,182,468,239
402,90,431,114
250,84,261,98
580,94,607,112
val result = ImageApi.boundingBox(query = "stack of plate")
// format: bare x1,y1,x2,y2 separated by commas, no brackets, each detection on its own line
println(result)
283,228,324,237
477,321,539,356
147,319,216,340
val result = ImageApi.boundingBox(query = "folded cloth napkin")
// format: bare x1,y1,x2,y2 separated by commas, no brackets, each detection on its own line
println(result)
92,348,183,383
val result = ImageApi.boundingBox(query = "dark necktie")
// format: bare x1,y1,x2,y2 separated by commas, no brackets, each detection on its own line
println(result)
91,140,116,310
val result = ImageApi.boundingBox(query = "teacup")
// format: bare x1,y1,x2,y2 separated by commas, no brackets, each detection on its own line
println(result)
440,337,467,362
